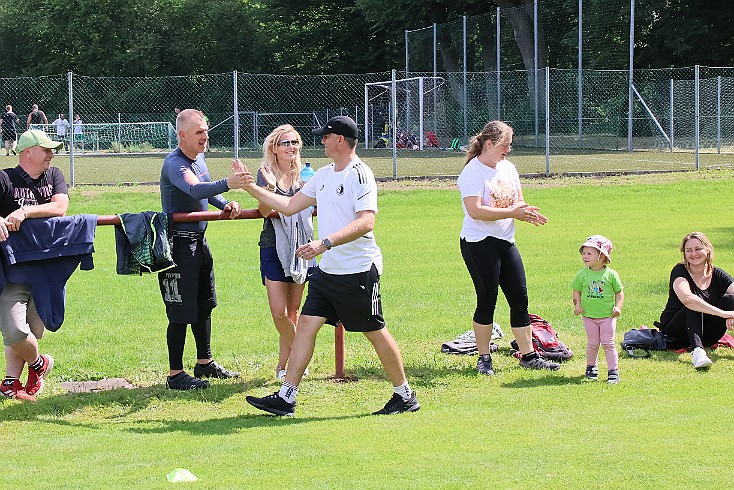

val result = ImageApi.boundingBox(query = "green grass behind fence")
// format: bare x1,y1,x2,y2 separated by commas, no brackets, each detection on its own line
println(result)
31,146,734,185
2,173,734,488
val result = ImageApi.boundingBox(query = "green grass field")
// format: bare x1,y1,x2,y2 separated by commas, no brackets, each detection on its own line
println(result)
32,145,734,185
2,171,734,488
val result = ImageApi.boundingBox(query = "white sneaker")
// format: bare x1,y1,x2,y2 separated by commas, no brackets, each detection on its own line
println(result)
691,347,713,369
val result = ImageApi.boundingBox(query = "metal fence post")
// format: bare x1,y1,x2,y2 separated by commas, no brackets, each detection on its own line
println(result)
496,7,501,120
627,0,635,151
68,71,75,186
534,0,539,145
695,64,700,170
546,66,550,176
578,0,583,146
717,75,722,154
233,70,239,160
670,78,674,151
391,69,397,179
364,84,370,150
463,16,467,143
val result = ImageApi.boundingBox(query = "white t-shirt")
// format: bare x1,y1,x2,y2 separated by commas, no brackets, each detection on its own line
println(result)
52,118,69,136
457,156,521,243
300,156,382,275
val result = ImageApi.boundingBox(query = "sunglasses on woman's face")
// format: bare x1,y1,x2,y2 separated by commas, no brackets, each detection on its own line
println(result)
277,139,300,147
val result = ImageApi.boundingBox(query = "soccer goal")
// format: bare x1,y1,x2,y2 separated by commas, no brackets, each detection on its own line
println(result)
364,76,446,150
70,121,176,153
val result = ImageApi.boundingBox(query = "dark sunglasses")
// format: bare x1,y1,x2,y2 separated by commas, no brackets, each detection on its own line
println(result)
277,139,300,147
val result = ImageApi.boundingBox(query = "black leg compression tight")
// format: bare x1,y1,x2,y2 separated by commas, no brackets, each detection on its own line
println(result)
191,316,212,360
167,316,213,370
167,322,187,371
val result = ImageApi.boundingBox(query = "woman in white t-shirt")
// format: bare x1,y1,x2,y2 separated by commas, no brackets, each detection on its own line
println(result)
458,120,559,376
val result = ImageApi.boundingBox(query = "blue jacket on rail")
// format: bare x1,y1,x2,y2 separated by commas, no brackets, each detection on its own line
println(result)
0,214,96,332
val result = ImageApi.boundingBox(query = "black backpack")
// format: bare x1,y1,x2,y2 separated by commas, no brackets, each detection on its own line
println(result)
621,328,668,358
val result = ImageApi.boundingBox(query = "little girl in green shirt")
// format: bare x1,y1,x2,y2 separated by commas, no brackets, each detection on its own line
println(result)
571,235,624,384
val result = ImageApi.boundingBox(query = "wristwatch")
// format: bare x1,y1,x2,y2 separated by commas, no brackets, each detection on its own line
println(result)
322,238,332,250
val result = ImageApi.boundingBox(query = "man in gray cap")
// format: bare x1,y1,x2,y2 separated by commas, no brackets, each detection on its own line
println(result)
0,129,66,401
241,115,420,416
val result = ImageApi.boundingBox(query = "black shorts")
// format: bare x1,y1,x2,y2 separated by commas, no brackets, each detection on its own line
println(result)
158,231,217,324
301,264,385,332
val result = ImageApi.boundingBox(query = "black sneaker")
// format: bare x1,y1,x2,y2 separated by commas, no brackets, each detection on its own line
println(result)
167,371,209,390
585,365,599,381
519,355,561,371
477,354,495,376
607,370,620,385
372,392,421,415
246,392,296,416
194,360,239,379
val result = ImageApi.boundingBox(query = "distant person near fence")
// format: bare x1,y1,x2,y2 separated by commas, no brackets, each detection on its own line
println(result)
26,104,47,130
2,106,19,156
73,114,84,153
52,114,69,153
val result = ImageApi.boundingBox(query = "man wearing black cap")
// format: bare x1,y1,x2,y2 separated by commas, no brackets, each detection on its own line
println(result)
241,115,419,416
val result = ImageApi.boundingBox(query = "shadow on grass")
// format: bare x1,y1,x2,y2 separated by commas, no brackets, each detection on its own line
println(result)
123,412,367,435
0,377,265,422
500,373,584,388
39,411,367,436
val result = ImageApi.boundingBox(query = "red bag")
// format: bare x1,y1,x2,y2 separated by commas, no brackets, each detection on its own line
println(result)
511,314,574,361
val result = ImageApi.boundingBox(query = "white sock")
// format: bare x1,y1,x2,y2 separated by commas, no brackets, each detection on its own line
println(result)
278,382,298,403
393,381,412,401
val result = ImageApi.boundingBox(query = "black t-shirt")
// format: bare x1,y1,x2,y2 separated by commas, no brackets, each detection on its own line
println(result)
0,166,68,217
659,263,734,325
1,111,18,130
30,110,45,124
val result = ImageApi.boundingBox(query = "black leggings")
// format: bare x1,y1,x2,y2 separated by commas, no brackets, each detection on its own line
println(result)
167,316,213,370
661,294,734,350
460,236,530,327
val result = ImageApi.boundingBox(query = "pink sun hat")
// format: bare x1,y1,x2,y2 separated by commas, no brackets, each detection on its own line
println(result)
580,235,613,262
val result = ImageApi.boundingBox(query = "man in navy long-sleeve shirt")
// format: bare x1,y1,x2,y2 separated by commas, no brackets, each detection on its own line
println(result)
158,109,245,390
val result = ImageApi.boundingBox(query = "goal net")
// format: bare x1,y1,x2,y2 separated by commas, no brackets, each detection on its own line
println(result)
47,121,177,153
364,76,448,150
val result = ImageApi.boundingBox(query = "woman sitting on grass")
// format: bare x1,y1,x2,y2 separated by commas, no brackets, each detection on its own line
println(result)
657,232,734,369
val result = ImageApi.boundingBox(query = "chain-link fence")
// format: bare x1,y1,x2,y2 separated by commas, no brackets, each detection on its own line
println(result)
1,65,733,184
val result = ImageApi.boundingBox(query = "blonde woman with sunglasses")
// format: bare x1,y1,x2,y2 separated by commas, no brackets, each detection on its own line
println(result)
256,125,314,381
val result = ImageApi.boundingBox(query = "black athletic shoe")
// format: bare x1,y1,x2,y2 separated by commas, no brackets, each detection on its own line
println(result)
372,392,421,415
194,360,239,379
519,356,561,371
477,354,495,376
246,392,296,416
167,371,209,390
607,370,620,385
585,365,599,381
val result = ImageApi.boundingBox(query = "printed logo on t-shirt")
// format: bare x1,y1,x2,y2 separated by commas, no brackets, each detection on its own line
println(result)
336,184,344,196
486,179,516,208
586,280,605,299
